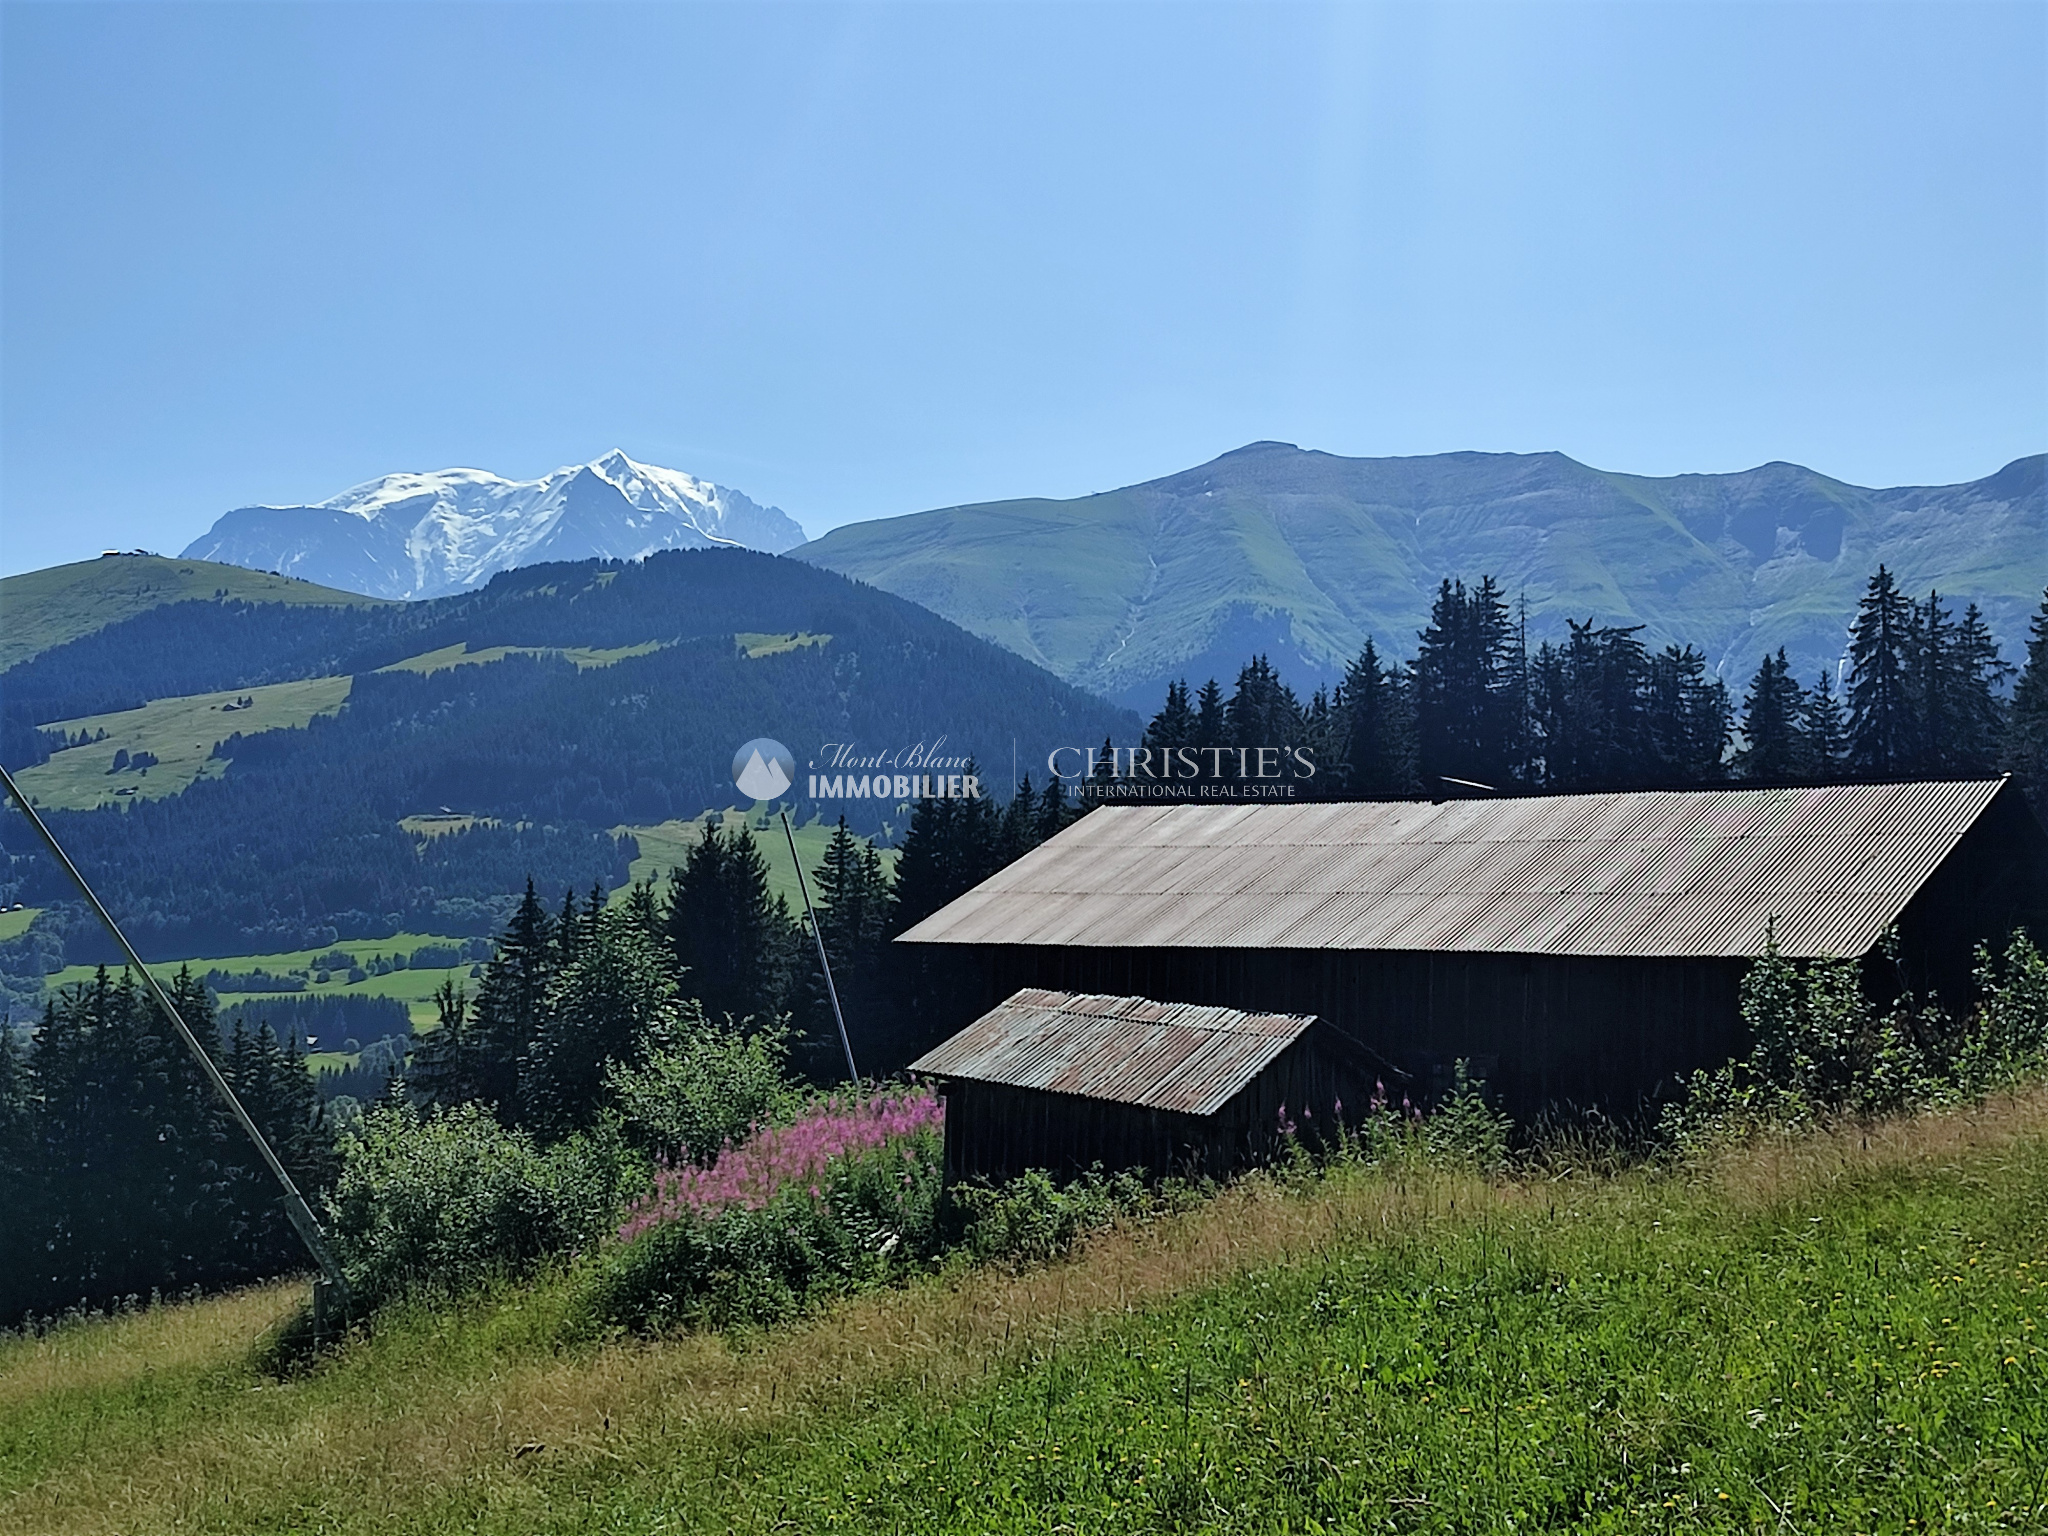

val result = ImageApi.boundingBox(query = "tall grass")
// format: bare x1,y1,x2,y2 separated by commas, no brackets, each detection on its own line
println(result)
3,1089,2044,1534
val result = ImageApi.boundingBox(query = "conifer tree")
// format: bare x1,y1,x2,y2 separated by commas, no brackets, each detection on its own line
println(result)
663,818,791,1026
469,879,557,1119
1736,649,1808,782
1192,678,1227,751
2003,588,2048,793
1337,637,1416,796
1142,681,1196,754
1801,669,1848,780
1848,565,1914,776
1224,656,1304,760
1953,602,2012,774
1412,576,1517,790
1645,644,1730,785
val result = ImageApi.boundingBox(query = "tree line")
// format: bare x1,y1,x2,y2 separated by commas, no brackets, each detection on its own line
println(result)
1137,570,2048,798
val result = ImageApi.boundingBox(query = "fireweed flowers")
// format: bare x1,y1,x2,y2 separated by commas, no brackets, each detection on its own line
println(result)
618,1088,943,1242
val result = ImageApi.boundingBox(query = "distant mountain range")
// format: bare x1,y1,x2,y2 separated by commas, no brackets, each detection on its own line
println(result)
181,451,806,600
793,444,2048,708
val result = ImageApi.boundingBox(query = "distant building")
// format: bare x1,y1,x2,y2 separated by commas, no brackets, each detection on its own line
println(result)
909,988,1380,1182
897,780,2048,1114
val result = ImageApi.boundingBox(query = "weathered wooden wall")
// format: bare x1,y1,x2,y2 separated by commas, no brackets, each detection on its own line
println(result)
939,1023,1384,1183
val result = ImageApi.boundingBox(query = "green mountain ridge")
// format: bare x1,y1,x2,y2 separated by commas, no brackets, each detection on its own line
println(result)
792,444,2048,706
0,554,394,673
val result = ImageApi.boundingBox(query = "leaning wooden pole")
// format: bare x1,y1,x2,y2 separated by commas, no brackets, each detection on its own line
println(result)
0,764,350,1330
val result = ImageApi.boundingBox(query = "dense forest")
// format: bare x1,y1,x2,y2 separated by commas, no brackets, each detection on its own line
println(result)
0,550,1135,960
1127,570,2048,800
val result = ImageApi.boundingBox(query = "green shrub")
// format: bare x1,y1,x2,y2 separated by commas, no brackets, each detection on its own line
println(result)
604,1022,798,1165
584,1132,943,1333
949,1166,1154,1269
1419,1060,1514,1172
323,1102,640,1313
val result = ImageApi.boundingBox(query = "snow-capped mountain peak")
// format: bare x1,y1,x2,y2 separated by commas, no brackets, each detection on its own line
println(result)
182,453,807,600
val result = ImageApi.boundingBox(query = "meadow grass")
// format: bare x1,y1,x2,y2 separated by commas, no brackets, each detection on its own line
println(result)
375,640,666,676
0,555,390,673
616,810,898,914
735,630,831,658
0,907,42,943
43,936,481,1029
11,676,354,812
2,1092,2043,1534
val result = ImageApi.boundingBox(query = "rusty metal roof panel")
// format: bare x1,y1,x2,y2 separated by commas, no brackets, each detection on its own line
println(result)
909,988,1318,1115
896,780,2011,959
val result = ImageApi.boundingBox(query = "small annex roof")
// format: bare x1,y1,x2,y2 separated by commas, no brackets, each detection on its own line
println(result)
896,779,2013,960
909,988,1317,1116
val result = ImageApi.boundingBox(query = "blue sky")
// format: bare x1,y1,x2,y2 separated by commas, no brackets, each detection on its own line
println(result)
2,1,2042,576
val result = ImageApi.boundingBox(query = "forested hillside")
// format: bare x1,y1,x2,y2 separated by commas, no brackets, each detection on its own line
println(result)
0,551,1134,965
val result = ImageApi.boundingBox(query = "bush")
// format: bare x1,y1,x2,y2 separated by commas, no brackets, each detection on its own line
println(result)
950,1166,1153,1269
323,1102,640,1314
407,943,462,969
586,1129,943,1333
604,1023,798,1164
1662,926,2048,1152
1420,1060,1513,1172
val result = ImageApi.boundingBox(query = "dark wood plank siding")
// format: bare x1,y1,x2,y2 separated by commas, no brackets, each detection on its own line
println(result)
937,1024,1385,1183
953,946,1746,1115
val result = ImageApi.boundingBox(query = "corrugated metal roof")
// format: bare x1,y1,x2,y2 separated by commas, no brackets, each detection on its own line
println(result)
897,780,2010,959
909,988,1317,1115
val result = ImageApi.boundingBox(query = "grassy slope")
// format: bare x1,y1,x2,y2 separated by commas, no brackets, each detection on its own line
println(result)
2,1097,2043,1534
0,909,41,943
12,638,735,816
0,555,391,673
795,446,2046,704
44,935,479,1029
616,809,899,913
11,676,353,812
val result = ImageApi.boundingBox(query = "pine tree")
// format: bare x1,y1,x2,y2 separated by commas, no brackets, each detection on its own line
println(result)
1337,637,1416,796
1953,602,2012,774
1142,681,1196,755
1412,576,1517,790
1847,565,1914,776
663,817,792,1026
1801,669,1848,780
469,879,558,1120
1224,656,1304,762
405,977,482,1108
221,1018,331,1271
2003,588,2048,793
1735,649,1808,782
1645,644,1730,785
1192,678,1227,751
996,777,1041,865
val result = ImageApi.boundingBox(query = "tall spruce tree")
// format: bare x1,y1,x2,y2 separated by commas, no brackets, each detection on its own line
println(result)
2003,588,2048,793
30,968,233,1307
1953,602,2012,774
1411,576,1517,790
1645,644,1730,785
1736,649,1808,782
468,879,558,1120
663,818,792,1026
1337,637,1416,796
1192,678,1227,751
1802,669,1849,780
1142,681,1196,755
220,1017,332,1272
1224,656,1304,767
1848,565,1915,776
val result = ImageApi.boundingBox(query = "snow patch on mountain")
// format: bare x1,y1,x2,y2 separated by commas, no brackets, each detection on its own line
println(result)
181,450,807,600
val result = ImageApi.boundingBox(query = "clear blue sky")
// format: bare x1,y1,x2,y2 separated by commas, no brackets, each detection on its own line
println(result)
2,1,2042,576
